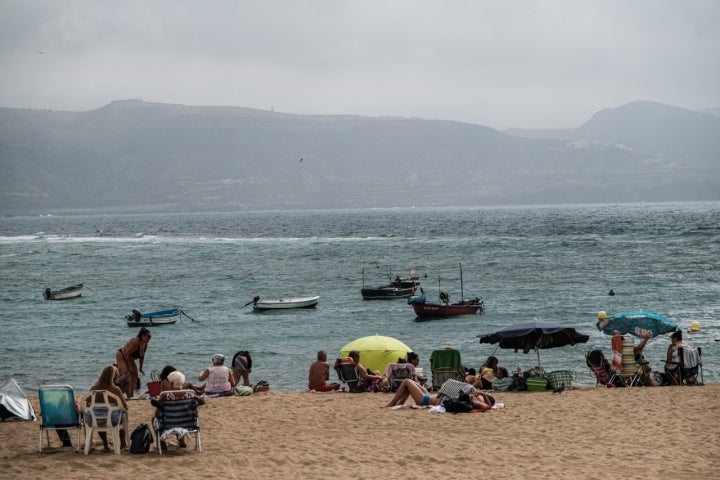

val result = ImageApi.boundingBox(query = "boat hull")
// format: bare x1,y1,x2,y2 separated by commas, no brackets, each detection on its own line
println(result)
43,284,83,300
126,309,180,327
252,296,320,310
411,300,484,320
361,286,415,300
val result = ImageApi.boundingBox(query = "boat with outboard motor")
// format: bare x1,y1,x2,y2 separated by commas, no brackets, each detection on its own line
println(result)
360,268,423,300
43,283,84,300
244,295,320,311
407,264,484,320
125,308,182,326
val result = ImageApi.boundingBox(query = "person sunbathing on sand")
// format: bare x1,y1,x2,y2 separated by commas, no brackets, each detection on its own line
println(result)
385,378,441,407
386,379,495,411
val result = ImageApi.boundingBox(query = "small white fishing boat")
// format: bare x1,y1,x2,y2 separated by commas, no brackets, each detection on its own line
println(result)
43,283,84,300
244,295,320,311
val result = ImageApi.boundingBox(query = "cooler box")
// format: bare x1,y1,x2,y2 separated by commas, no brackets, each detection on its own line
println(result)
526,377,548,391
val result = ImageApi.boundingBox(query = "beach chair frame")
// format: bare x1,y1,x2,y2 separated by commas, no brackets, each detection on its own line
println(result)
154,390,202,454
83,390,128,455
38,384,84,453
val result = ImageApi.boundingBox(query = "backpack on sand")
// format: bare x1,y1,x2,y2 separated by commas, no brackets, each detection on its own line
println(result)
130,423,153,454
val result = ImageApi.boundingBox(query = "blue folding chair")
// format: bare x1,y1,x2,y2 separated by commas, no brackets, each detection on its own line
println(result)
38,384,83,452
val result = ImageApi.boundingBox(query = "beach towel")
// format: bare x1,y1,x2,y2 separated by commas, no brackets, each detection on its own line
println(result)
611,334,623,372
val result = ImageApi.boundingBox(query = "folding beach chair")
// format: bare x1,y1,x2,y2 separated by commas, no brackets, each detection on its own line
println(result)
385,363,415,392
429,349,464,390
585,350,623,388
665,345,703,385
38,384,83,453
334,357,363,392
154,389,202,454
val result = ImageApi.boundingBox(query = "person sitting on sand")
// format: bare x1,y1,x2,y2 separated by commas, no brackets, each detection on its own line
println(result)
199,354,235,396
308,350,341,392
475,355,499,389
153,371,198,450
84,365,128,451
491,367,513,391
348,350,388,392
465,367,478,385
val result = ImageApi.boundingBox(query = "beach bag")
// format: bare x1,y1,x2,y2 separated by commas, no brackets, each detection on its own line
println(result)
508,374,527,391
253,380,270,393
147,369,162,397
233,385,253,396
130,423,153,454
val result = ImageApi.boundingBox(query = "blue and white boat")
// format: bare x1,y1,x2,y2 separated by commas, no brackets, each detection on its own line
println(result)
125,308,181,327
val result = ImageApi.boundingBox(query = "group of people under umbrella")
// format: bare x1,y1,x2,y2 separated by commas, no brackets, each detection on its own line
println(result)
338,310,698,393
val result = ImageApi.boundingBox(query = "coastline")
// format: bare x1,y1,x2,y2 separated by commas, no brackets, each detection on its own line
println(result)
3,384,718,479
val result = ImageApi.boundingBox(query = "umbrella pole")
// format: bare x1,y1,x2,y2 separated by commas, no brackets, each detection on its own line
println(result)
536,348,541,368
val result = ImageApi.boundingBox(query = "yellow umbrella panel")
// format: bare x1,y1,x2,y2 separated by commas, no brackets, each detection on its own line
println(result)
339,335,412,374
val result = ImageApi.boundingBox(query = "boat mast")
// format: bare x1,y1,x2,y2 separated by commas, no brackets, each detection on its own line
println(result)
460,262,464,301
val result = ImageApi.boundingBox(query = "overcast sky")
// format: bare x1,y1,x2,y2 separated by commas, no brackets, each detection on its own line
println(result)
1,1,718,129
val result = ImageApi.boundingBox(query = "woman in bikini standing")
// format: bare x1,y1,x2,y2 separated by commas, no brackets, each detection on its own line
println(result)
115,327,151,397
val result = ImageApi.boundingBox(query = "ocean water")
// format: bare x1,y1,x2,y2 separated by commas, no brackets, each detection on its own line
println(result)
1,202,718,394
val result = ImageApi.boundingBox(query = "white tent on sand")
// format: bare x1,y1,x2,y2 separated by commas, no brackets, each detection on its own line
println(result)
0,378,36,421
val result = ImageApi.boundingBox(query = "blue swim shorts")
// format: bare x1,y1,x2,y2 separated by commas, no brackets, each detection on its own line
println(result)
422,392,431,406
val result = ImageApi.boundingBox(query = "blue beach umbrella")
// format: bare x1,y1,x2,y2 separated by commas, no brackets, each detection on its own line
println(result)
596,310,680,339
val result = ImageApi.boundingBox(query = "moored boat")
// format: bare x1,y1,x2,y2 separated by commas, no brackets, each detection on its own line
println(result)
360,268,422,300
409,295,484,320
361,285,416,300
43,283,84,300
407,263,484,320
245,295,320,311
126,308,181,327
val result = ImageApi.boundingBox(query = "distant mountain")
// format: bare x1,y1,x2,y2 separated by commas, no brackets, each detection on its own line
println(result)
0,99,718,215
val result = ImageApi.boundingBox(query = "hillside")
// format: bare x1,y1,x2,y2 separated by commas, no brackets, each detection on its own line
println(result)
0,99,718,215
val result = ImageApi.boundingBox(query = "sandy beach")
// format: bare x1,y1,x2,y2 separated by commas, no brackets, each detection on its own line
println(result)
2,384,719,480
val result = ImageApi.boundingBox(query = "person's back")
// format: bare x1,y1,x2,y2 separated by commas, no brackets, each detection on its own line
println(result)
206,365,231,391
308,350,340,392
200,354,234,395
